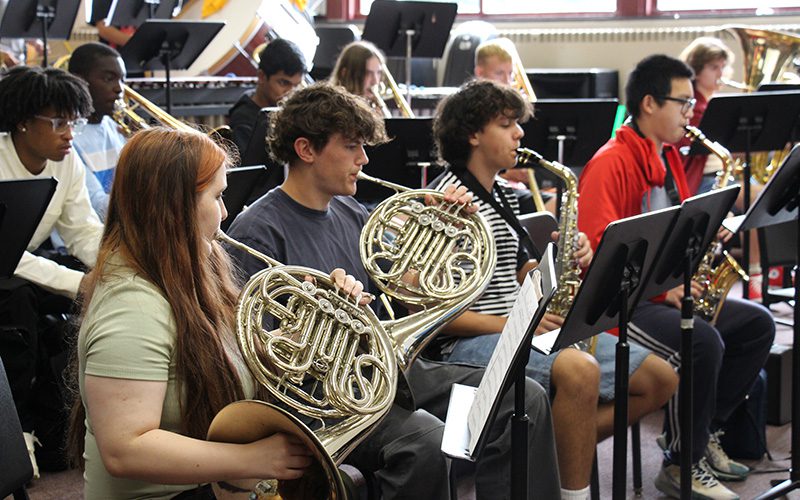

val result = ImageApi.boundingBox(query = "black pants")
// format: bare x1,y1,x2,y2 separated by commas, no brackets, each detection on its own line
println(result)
629,297,775,464
0,276,73,471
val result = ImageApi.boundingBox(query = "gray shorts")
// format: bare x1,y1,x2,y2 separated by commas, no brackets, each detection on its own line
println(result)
442,331,651,402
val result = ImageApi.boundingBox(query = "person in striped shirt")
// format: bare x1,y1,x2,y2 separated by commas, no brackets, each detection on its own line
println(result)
428,79,678,500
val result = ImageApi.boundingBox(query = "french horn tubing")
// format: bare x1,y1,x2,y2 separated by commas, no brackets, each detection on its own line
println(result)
357,171,497,369
208,231,396,500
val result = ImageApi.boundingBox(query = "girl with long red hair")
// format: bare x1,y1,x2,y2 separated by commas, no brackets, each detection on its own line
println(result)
72,128,366,499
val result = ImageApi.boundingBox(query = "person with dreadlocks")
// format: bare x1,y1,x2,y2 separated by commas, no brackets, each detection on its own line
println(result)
0,65,101,476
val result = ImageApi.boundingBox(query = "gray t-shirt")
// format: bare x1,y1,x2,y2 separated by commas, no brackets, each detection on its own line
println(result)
226,187,373,292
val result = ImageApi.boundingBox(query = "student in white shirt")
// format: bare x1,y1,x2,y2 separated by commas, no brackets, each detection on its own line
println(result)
0,65,101,475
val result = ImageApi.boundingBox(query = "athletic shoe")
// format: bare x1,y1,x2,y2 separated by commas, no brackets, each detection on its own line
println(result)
654,458,740,499
704,430,750,481
23,431,41,479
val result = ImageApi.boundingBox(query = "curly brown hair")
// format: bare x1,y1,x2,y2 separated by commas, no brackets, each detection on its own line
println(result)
267,82,388,165
433,79,532,167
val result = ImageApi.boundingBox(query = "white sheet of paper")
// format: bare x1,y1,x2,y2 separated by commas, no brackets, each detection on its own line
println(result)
466,270,543,454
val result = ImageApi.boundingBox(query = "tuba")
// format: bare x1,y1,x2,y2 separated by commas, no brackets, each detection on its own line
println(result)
684,125,749,324
723,25,800,183
515,148,596,354
208,179,496,499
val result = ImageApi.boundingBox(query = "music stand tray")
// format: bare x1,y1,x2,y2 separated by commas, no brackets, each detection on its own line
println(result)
687,91,800,157
360,117,438,202
520,98,619,170
220,165,267,232
119,19,225,74
362,0,457,59
0,178,57,279
637,185,741,302
0,0,79,39
533,206,680,355
725,144,800,234
107,0,181,27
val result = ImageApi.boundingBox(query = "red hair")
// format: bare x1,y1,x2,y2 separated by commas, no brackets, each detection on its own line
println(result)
90,128,243,438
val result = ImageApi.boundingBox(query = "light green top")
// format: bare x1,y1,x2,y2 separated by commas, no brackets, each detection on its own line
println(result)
78,257,254,500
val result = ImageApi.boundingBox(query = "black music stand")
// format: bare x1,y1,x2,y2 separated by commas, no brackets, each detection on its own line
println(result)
119,19,224,114
0,0,80,67
530,206,680,500
721,145,800,500
0,178,57,279
634,185,741,499
518,98,618,213
360,117,439,205
442,243,558,500
107,0,180,27
86,0,112,25
220,165,268,232
362,0,456,104
687,90,800,298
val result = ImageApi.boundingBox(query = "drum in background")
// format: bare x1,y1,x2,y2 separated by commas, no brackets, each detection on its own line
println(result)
176,0,318,77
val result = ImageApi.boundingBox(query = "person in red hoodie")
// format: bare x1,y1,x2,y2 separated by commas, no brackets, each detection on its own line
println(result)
578,54,775,500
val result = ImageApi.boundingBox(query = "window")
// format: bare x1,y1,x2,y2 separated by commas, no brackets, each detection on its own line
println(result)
657,0,798,11
360,0,477,16
483,0,615,15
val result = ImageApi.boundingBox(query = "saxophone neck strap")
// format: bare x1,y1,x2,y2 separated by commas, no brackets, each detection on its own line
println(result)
452,167,541,260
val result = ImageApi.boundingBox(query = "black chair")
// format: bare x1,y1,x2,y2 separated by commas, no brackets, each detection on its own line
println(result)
757,219,796,325
0,356,32,500
441,21,497,87
311,25,360,81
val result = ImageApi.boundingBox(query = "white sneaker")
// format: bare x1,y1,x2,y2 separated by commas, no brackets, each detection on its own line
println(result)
704,430,750,481
654,458,739,499
23,431,41,479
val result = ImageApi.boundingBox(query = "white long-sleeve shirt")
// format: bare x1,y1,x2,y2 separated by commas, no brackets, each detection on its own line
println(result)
0,133,103,297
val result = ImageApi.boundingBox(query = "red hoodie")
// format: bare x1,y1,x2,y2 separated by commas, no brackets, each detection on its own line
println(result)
577,125,691,309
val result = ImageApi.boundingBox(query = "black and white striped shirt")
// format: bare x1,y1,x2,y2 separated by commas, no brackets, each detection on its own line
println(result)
431,169,529,319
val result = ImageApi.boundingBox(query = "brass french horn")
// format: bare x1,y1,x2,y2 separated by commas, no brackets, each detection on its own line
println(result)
209,232,395,500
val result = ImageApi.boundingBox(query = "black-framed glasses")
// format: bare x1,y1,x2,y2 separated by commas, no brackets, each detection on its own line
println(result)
655,96,697,114
33,115,88,135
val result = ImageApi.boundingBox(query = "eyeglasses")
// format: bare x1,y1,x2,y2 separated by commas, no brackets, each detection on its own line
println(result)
33,115,88,135
655,96,697,114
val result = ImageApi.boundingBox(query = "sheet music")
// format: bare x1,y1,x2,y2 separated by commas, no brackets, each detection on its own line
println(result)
466,269,543,454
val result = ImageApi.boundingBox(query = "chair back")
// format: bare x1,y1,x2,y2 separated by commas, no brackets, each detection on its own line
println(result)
519,211,558,253
0,355,32,498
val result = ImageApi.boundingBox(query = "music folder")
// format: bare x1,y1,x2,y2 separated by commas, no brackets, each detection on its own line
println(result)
0,178,58,279
441,243,557,461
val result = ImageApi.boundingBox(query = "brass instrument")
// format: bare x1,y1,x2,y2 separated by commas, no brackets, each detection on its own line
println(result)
516,148,595,353
684,125,749,324
372,65,415,118
208,178,495,498
209,231,395,499
113,84,196,136
357,171,497,368
723,25,800,183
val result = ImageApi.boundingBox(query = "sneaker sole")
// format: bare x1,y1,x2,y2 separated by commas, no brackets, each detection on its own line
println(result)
706,465,749,482
654,470,740,500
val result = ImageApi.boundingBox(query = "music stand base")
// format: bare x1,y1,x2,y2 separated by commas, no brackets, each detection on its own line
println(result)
754,478,799,500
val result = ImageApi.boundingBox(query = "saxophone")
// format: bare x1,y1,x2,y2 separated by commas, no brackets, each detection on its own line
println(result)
516,148,595,353
684,125,749,325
